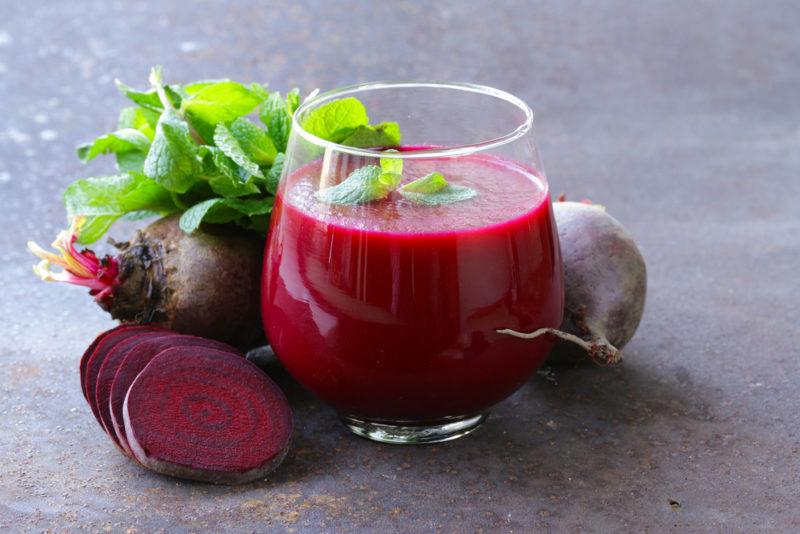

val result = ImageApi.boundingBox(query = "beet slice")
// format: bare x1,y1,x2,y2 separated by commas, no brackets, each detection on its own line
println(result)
79,325,131,401
94,331,187,449
83,325,163,421
107,334,241,454
123,347,292,484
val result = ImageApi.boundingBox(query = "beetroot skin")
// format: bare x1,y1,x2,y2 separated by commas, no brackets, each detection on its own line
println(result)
123,347,292,485
499,201,647,365
30,215,264,350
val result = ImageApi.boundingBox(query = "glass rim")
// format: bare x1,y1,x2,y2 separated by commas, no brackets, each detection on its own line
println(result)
292,81,534,159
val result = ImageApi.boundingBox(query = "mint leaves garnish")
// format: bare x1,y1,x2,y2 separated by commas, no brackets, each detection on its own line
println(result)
315,165,401,205
316,163,477,208
400,172,477,205
62,68,406,243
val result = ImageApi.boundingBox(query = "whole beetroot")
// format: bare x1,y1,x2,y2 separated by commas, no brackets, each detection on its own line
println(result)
499,201,647,365
29,215,264,349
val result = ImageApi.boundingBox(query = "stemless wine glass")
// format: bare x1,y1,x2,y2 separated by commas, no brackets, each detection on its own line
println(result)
262,82,563,444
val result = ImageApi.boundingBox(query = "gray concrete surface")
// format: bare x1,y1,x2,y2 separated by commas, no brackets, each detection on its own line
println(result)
1,0,799,532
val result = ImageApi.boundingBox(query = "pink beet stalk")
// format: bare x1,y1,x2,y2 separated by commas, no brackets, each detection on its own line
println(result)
27,217,120,304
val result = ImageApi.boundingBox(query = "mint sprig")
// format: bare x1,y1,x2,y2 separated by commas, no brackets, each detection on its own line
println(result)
63,67,404,243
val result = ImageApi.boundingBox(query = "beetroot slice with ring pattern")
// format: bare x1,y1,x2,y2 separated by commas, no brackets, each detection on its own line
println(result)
94,331,188,450
79,325,131,401
83,326,164,423
123,347,292,485
107,334,241,455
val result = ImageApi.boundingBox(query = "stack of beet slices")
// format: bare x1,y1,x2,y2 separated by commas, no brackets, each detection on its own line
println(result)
80,325,292,485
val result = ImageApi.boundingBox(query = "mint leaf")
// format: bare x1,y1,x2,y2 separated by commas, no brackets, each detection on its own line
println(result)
400,172,477,205
230,117,276,165
181,81,264,141
300,97,369,143
115,79,182,112
340,122,401,148
286,89,300,114
401,172,447,194
208,174,261,198
213,123,263,180
76,129,151,171
179,198,229,233
143,109,203,193
259,91,296,152
265,152,284,195
179,197,273,233
203,146,256,184
315,165,400,205
117,106,158,139
63,172,177,243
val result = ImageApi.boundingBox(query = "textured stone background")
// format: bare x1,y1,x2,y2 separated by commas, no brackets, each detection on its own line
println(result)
1,0,799,532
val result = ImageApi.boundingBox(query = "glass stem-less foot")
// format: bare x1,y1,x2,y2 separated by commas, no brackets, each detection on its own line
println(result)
339,413,488,444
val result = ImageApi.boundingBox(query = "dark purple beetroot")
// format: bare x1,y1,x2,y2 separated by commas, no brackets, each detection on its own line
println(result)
94,331,192,449
107,334,241,455
79,325,131,401
499,201,647,365
83,326,164,421
123,347,292,485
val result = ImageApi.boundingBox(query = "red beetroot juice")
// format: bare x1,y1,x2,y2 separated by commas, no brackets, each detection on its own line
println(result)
262,153,563,423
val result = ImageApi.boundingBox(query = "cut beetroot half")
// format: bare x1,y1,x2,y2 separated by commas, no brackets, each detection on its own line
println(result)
107,334,241,454
94,331,188,450
83,325,164,421
123,347,292,485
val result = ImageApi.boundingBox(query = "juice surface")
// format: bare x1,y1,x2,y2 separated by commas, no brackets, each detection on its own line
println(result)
262,153,563,422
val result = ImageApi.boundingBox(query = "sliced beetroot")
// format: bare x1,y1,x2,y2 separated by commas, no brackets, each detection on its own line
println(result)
83,325,163,420
107,334,241,454
79,325,130,401
123,347,292,485
94,331,188,449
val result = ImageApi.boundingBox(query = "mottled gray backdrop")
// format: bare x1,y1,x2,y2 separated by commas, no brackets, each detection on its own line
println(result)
1,1,798,532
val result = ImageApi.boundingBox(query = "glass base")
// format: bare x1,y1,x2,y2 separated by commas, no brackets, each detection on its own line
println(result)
339,413,488,444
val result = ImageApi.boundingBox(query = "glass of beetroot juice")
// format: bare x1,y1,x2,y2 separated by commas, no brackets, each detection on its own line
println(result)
262,82,563,444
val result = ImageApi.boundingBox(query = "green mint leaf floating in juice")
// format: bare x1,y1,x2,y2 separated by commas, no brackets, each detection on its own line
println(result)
300,97,369,143
315,165,401,205
143,109,203,193
401,172,477,205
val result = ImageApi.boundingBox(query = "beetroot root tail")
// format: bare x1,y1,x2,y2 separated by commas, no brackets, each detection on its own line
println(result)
497,328,622,366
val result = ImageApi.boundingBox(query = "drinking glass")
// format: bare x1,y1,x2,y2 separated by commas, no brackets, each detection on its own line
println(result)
262,82,563,444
